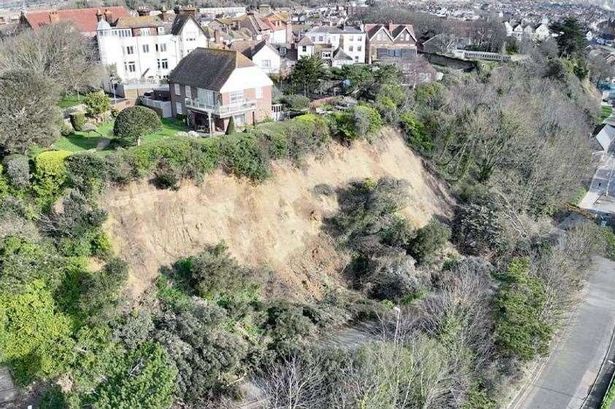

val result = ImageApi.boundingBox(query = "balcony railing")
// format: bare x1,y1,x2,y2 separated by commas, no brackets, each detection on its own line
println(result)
185,97,257,117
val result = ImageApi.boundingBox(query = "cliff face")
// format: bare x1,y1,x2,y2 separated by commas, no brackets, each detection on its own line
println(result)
102,129,454,299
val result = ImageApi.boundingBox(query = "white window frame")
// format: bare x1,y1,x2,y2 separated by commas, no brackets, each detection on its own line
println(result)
174,83,180,95
229,90,244,104
176,101,183,115
143,44,149,53
125,45,134,55
256,87,262,99
185,86,192,99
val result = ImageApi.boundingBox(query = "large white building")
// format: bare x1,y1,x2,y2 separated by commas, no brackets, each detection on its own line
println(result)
300,25,366,65
96,10,209,96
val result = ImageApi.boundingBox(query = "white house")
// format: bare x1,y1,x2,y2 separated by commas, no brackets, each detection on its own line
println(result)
97,10,209,96
302,25,366,64
231,40,282,75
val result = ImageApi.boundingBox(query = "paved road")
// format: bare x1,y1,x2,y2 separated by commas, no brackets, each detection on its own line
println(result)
580,153,615,214
512,257,615,409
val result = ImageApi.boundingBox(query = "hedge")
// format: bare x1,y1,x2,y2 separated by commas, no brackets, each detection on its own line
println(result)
113,106,161,146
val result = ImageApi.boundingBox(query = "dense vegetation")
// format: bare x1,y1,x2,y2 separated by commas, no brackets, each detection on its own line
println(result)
0,15,613,409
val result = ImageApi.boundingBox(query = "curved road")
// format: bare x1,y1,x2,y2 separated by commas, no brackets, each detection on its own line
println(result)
511,256,615,409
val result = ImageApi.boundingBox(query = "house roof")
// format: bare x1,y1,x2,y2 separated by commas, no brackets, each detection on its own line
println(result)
22,6,128,33
298,35,314,45
170,14,209,37
332,48,353,61
169,48,254,91
115,15,161,29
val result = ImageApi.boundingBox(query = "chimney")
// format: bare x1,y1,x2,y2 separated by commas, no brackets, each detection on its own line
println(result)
96,8,103,22
173,5,180,15
48,10,60,23
104,9,113,23
160,6,168,21
137,7,149,17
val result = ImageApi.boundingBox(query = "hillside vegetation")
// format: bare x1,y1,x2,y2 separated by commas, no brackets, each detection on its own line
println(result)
2,19,615,409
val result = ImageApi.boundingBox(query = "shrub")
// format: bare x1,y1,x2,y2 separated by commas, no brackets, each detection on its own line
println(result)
70,112,86,132
152,160,180,190
226,116,236,135
3,154,30,188
79,258,129,323
66,152,106,196
83,90,110,117
0,279,75,384
88,342,177,409
353,104,383,137
283,94,310,111
60,121,74,136
408,218,451,264
400,112,432,154
179,242,260,302
220,132,270,180
494,258,552,361
113,106,161,146
32,150,72,207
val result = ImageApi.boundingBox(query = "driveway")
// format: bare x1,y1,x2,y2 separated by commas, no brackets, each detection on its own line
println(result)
580,153,615,214
511,257,615,409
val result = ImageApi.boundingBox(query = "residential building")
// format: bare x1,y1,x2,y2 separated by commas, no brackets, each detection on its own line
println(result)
231,40,282,75
218,10,292,45
96,8,209,97
19,6,129,37
169,48,273,134
300,25,366,64
365,23,418,64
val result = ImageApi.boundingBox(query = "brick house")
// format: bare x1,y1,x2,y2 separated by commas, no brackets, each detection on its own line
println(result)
169,48,273,134
19,6,129,37
364,23,418,64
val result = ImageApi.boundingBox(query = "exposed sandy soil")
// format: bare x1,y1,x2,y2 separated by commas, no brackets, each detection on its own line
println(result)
101,128,454,300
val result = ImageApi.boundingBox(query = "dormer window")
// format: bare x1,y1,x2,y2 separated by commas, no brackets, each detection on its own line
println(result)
158,27,165,35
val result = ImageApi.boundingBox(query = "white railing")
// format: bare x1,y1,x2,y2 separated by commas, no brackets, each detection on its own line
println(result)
185,98,257,117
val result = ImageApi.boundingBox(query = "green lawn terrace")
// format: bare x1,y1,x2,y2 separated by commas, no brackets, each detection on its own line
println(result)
53,118,187,154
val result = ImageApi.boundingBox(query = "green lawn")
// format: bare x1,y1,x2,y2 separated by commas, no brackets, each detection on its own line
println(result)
58,93,84,109
53,118,187,153
600,105,613,123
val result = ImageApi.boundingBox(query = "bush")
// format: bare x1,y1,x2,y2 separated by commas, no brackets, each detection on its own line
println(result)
226,116,236,135
400,112,432,154
408,218,451,264
66,152,106,196
0,279,75,384
353,104,383,137
84,90,110,117
113,106,161,146
3,154,30,188
32,150,72,207
88,342,177,409
79,258,129,323
494,258,552,361
152,160,180,190
70,112,86,132
60,121,74,136
283,94,310,111
220,132,270,180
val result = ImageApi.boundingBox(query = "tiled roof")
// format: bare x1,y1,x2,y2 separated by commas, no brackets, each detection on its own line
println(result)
115,15,161,29
169,48,254,91
22,6,128,33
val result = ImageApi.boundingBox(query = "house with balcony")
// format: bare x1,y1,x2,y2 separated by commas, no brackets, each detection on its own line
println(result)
169,48,273,134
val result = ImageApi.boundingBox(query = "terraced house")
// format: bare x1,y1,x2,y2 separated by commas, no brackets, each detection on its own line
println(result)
169,48,273,134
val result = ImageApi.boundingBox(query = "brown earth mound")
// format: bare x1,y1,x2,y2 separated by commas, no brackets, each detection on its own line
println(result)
101,128,454,299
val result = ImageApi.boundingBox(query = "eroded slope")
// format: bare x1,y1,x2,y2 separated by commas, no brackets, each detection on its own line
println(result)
102,129,453,299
